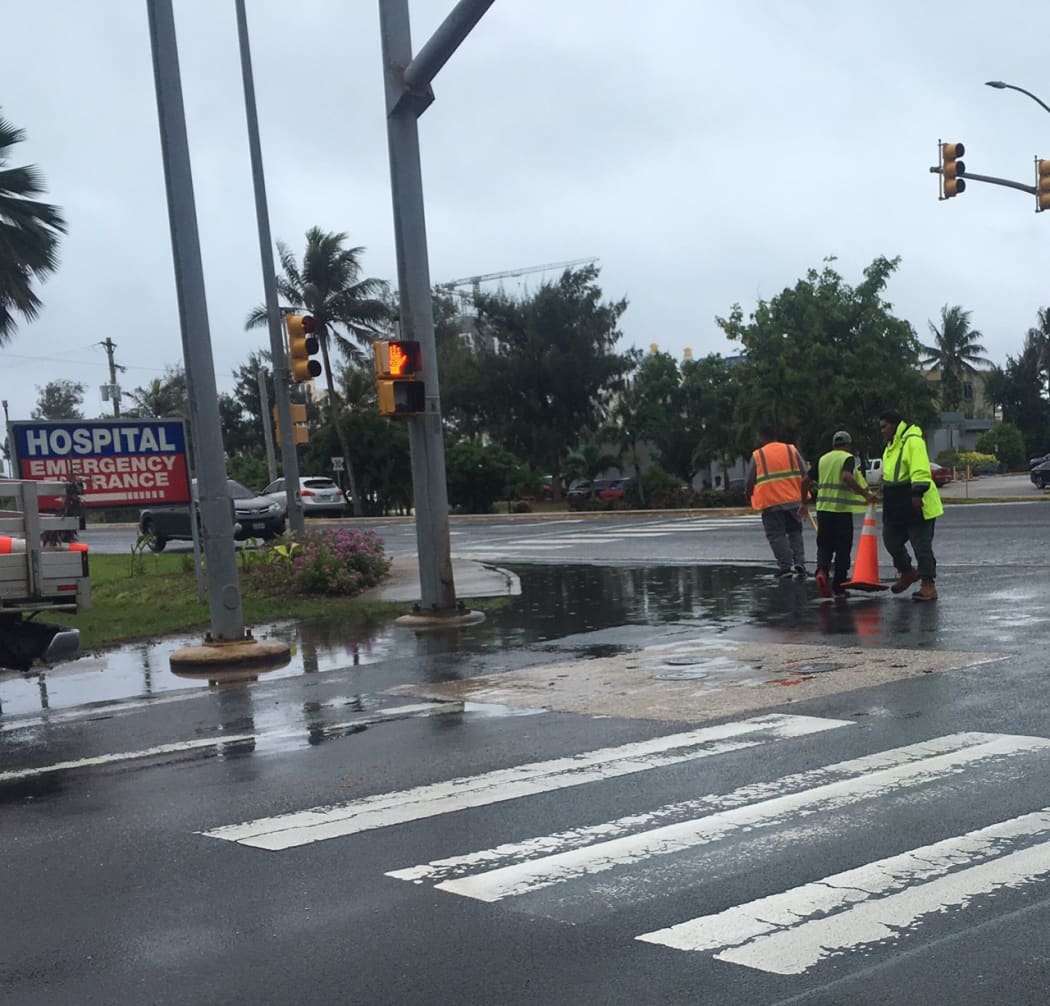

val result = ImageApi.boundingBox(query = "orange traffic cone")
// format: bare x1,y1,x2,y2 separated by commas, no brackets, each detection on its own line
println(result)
841,502,888,592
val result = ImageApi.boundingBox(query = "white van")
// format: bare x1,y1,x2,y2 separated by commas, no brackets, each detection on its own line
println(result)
861,457,883,486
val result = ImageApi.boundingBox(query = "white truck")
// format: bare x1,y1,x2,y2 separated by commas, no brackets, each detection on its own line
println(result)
0,479,90,672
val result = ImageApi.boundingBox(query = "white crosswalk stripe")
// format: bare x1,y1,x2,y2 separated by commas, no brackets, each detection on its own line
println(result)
202,714,1050,978
388,733,1050,903
456,516,761,554
201,713,848,850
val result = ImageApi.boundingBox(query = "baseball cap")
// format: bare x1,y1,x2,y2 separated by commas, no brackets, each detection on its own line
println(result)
832,430,852,445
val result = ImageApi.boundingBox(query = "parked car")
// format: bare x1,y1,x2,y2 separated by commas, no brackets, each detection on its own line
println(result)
597,477,633,501
262,476,349,518
566,478,613,509
1030,453,1050,469
1031,460,1050,489
929,462,952,488
861,457,883,487
139,478,285,552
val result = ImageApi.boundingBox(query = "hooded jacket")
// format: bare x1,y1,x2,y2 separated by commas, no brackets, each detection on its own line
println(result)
881,420,944,522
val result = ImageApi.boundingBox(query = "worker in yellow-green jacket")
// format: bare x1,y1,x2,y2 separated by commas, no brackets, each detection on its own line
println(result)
878,410,944,602
814,430,876,599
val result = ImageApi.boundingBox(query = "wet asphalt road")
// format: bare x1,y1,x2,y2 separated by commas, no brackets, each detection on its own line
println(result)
4,494,1050,1004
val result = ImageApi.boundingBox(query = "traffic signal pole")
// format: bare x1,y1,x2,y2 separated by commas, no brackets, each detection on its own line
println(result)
379,0,495,617
146,0,245,642
235,0,304,533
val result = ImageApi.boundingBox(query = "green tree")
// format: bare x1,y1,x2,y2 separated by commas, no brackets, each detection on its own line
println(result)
987,335,1050,455
974,421,1025,470
682,353,741,485
470,265,640,487
564,441,620,485
123,366,189,419
920,304,992,412
245,228,391,514
0,111,67,342
717,256,935,461
31,379,84,420
445,440,528,514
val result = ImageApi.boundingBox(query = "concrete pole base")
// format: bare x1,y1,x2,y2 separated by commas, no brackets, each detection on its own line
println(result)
169,635,291,672
394,608,486,630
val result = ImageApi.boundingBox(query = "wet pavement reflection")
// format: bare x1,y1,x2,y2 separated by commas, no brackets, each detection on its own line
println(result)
0,563,955,718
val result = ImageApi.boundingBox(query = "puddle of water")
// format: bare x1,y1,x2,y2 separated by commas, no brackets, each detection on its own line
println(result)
0,563,951,718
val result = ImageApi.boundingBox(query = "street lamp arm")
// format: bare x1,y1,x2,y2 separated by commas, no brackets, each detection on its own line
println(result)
985,80,1050,117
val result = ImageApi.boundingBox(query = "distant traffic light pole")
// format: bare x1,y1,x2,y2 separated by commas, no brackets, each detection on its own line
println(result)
235,0,304,533
931,81,1050,212
378,0,495,618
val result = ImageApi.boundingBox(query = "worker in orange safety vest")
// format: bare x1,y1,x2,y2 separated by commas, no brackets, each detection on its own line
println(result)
744,424,810,579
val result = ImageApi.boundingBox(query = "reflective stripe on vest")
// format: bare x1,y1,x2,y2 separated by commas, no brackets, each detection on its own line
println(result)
751,442,804,511
816,449,867,513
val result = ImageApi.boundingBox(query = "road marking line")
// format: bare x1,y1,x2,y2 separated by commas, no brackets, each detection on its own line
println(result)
415,733,1050,903
638,809,1050,974
0,735,258,782
0,703,459,782
201,714,850,851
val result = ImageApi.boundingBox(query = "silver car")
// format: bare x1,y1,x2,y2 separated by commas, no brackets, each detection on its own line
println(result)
262,477,349,518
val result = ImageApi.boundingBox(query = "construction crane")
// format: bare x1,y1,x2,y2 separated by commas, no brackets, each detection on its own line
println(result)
439,257,599,302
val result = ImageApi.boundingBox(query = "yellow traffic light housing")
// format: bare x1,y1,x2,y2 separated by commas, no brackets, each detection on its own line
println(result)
940,142,966,198
373,339,425,416
272,403,309,445
286,314,322,383
1037,159,1050,212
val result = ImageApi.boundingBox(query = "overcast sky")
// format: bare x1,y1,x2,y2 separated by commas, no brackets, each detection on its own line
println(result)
3,1,1049,434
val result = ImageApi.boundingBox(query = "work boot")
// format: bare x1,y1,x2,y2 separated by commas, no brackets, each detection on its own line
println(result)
815,570,832,598
890,568,920,594
913,579,938,602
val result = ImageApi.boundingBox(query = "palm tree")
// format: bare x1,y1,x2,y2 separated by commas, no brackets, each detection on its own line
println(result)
920,305,992,411
246,228,390,514
1026,306,1050,398
0,111,67,342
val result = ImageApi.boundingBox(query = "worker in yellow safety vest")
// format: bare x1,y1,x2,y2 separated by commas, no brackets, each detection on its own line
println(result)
813,430,876,599
745,424,810,579
878,410,943,602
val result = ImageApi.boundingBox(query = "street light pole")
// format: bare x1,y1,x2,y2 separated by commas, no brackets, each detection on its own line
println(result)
985,80,1050,117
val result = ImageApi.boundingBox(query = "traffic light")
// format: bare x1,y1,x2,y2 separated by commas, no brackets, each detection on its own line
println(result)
272,404,309,445
373,339,425,416
286,314,322,383
1038,159,1050,212
941,142,966,198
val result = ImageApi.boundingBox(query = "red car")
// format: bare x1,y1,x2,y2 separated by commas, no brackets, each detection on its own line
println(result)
930,463,952,488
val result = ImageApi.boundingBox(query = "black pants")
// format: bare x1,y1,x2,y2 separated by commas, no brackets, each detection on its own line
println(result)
816,511,855,589
883,516,937,580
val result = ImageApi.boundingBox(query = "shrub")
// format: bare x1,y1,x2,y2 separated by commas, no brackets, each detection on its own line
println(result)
245,527,391,598
955,450,998,475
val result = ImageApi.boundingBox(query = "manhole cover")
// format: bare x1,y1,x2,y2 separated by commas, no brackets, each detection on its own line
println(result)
790,662,842,675
655,669,710,681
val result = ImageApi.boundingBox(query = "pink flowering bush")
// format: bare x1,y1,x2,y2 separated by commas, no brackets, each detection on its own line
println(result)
246,528,391,597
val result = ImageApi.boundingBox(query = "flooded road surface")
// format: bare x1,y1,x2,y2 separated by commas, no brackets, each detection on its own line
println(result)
0,562,1002,718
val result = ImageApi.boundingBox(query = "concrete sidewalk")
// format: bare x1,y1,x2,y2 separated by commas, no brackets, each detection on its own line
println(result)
357,554,521,604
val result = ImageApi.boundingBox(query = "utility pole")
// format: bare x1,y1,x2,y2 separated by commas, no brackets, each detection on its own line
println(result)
379,0,494,619
146,0,245,643
235,0,304,532
98,338,125,416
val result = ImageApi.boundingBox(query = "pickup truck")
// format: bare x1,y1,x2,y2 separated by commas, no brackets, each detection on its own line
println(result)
0,479,90,672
